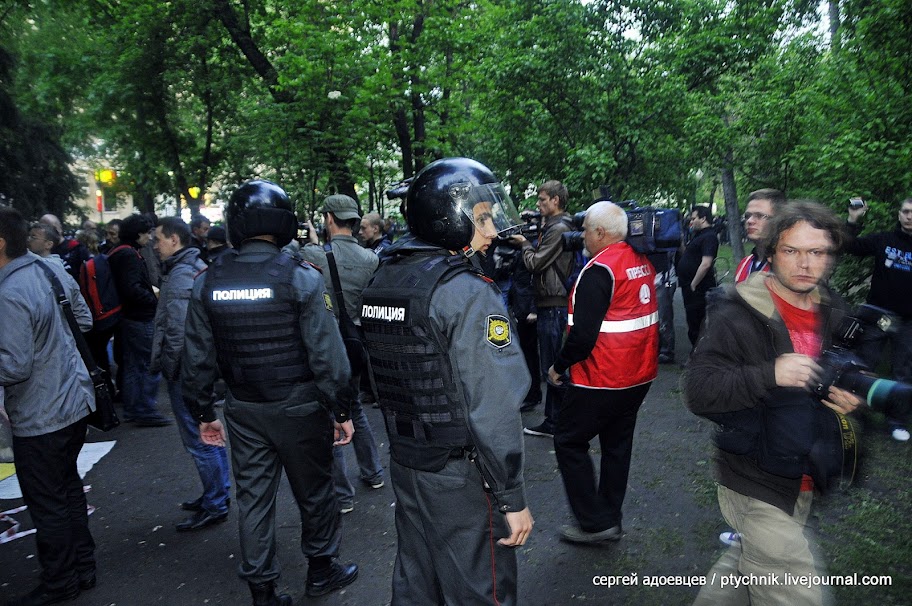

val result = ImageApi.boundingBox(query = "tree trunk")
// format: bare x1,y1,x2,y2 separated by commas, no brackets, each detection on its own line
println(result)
829,0,840,51
721,152,744,260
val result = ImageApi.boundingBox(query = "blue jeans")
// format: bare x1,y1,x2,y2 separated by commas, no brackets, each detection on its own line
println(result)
120,318,163,421
167,380,231,514
333,397,384,506
537,306,568,430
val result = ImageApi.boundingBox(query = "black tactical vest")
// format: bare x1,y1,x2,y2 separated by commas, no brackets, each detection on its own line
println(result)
202,252,313,402
361,252,474,471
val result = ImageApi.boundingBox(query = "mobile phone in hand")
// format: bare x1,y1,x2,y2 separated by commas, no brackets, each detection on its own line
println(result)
849,198,866,210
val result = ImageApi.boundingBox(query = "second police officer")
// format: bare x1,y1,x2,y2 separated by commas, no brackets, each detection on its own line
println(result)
360,158,534,605
181,180,358,606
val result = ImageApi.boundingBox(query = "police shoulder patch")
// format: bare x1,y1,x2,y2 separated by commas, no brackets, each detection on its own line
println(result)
323,292,334,312
485,315,511,349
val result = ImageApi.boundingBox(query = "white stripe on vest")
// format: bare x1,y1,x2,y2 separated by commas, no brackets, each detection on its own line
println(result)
567,311,658,333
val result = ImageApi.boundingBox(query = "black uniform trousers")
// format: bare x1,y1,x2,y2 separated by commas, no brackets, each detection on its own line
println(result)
12,417,95,592
680,284,710,348
554,383,651,532
390,457,518,606
224,393,341,583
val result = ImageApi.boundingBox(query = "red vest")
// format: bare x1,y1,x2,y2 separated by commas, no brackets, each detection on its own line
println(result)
567,242,658,389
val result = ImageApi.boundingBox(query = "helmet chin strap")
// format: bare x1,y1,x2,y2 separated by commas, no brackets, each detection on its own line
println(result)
461,245,476,258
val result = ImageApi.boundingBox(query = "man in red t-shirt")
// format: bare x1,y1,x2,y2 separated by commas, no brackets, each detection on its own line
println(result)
685,201,863,605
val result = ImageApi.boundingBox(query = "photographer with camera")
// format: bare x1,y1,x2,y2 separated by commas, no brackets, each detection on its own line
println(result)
844,197,912,442
685,201,863,606
510,181,574,438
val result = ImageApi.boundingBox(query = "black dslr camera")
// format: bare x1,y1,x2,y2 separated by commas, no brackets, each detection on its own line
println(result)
812,304,911,422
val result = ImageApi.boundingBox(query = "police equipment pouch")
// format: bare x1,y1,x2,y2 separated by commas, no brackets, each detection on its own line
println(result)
322,243,368,377
37,261,120,431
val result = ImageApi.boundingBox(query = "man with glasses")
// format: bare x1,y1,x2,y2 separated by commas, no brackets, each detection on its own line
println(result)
686,201,863,605
734,189,787,283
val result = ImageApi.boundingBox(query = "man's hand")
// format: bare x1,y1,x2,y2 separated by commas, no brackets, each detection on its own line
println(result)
822,386,864,414
847,204,867,224
547,365,563,386
333,420,355,446
774,353,822,389
498,507,534,547
304,220,320,244
509,234,528,246
199,420,227,447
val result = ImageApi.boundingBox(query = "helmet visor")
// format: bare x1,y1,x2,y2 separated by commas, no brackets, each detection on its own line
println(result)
454,182,522,238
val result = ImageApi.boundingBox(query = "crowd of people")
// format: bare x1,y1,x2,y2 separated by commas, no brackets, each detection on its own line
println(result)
0,162,909,605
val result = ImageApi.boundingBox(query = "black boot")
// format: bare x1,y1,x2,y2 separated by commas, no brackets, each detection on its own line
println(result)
305,559,358,597
248,581,292,606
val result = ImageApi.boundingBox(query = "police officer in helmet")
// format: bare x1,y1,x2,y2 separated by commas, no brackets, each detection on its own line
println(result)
361,158,534,605
181,180,358,605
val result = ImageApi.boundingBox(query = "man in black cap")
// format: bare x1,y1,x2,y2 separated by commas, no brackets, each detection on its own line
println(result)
300,195,385,514
205,225,232,264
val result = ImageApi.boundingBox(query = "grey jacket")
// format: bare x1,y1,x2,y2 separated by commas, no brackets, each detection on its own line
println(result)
301,235,379,323
0,252,95,437
150,246,207,381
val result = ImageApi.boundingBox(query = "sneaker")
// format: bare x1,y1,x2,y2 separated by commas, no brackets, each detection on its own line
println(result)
363,479,384,489
892,427,910,442
523,423,554,438
560,524,622,544
658,353,675,364
340,505,354,514
719,531,741,547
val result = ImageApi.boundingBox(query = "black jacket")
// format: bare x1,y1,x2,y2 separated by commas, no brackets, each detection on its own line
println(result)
108,244,158,321
843,223,912,319
684,273,846,514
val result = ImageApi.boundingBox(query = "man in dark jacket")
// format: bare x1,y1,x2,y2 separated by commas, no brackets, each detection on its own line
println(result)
686,201,863,605
510,180,574,437
108,214,170,426
151,217,230,531
0,207,98,606
844,198,912,441
205,225,232,263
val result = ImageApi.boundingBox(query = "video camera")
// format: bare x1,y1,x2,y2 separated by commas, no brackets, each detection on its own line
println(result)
812,304,911,422
385,177,414,201
561,201,682,255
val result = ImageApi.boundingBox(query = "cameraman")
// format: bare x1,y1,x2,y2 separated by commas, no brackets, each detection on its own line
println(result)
510,181,574,437
844,198,912,441
685,201,863,605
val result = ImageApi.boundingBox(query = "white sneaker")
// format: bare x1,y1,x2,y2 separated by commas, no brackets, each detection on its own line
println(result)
891,427,910,442
719,531,741,547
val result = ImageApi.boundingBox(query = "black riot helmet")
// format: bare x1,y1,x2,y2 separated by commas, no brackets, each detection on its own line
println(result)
226,180,298,248
406,157,522,251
